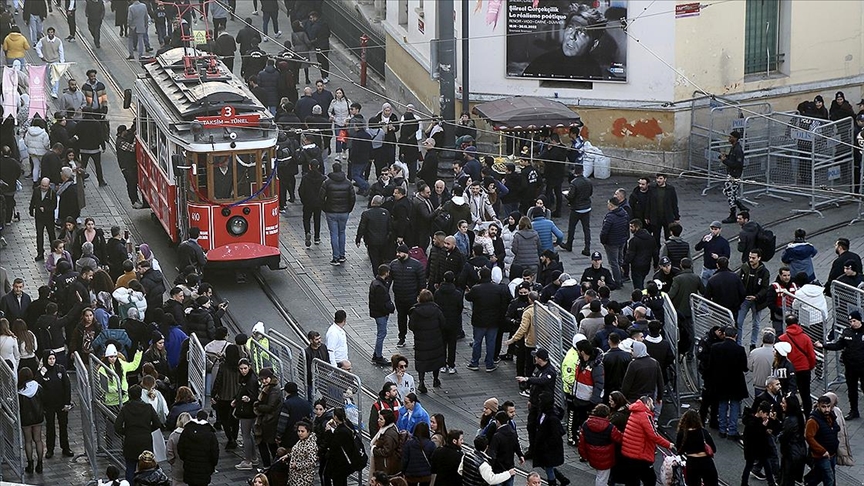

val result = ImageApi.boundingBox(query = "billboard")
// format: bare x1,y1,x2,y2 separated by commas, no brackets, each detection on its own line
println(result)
506,0,628,82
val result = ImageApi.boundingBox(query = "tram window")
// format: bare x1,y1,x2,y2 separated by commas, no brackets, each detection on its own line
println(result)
148,118,158,153
235,153,256,198
158,133,169,174
139,106,149,146
212,154,234,200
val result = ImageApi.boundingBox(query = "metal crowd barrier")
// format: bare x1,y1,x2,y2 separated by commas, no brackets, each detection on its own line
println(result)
661,294,681,425
830,281,864,383
187,334,207,408
688,294,736,391
781,289,835,398
310,358,364,486
249,337,286,383
72,352,98,480
532,302,566,412
267,328,309,401
547,302,577,357
0,357,24,481
88,354,125,471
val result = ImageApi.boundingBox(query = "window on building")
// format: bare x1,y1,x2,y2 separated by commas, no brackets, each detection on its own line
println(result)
744,0,785,75
398,0,408,25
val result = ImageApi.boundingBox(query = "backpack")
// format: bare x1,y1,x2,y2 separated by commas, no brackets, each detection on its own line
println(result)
409,246,428,269
756,226,777,262
431,210,452,233
343,426,369,471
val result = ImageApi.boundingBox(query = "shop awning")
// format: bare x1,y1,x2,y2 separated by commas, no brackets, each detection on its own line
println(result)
472,96,582,132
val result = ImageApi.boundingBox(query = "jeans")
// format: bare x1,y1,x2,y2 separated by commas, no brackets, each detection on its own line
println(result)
805,456,835,486
470,327,498,369
325,212,349,260
566,210,591,251
262,10,279,35
718,399,740,436
736,299,763,346
29,15,43,41
631,268,648,291
351,163,369,193
700,267,716,288
128,30,145,58
373,316,388,358
603,243,623,286
125,457,138,482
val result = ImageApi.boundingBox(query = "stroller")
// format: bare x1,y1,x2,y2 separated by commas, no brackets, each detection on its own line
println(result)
660,448,686,486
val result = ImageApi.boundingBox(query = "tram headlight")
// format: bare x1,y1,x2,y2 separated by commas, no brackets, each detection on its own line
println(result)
227,216,248,236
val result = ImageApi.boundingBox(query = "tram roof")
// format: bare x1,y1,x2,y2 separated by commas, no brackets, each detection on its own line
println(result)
141,47,271,120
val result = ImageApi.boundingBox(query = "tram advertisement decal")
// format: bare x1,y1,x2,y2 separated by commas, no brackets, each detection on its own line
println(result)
505,0,628,82
196,106,261,128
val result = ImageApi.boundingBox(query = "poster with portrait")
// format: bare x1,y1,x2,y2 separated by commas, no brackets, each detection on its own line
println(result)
506,0,628,82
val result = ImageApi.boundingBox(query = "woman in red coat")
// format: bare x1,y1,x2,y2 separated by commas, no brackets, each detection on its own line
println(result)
621,396,674,485
578,403,623,486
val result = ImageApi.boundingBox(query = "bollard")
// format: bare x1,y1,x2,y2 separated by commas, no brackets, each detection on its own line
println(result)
360,34,368,87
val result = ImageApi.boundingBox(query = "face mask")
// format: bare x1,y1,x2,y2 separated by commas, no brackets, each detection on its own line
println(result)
519,294,529,301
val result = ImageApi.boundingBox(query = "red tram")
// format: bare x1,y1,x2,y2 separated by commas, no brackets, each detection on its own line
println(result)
133,47,281,269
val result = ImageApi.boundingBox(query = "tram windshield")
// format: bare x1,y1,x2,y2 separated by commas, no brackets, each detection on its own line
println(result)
196,149,275,201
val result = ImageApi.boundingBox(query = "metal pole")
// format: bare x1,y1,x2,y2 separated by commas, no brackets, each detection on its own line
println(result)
360,34,368,87
436,0,456,147
461,0,469,116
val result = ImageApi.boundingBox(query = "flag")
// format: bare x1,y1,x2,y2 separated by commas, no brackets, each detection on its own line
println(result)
1,67,18,121
49,62,72,88
28,65,48,120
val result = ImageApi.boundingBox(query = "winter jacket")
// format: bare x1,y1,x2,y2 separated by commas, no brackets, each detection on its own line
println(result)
253,382,282,444
184,307,216,345
114,399,161,460
489,418,524,471
37,360,72,410
397,402,431,435
647,183,680,223
705,268,746,315
401,436,436,478
75,117,106,151
779,324,817,372
823,325,864,369
825,251,861,293
275,394,313,447
177,418,220,485
624,229,657,272
166,401,201,430
18,381,45,426
25,126,51,157
356,207,391,248
578,415,623,470
599,206,629,246
530,216,564,251
256,65,281,106
566,175,593,211
368,276,395,318
573,352,604,405
742,412,773,461
660,236,691,269
319,171,356,214
390,256,426,304
2,32,30,59
139,269,166,311
433,282,463,331
621,399,671,462
371,423,402,475
408,302,446,373
298,169,326,209
430,443,464,486
737,221,761,263
580,265,615,291
694,233,731,271
133,465,170,486
667,268,704,317
707,339,749,400
231,370,259,419
620,354,664,402
465,279,509,328
781,242,818,282
510,229,540,268
739,262,771,309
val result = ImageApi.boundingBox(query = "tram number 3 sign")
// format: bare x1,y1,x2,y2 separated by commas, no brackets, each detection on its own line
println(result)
196,106,261,128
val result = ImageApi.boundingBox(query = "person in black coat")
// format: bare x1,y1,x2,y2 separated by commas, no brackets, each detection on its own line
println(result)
37,350,73,458
465,268,510,370
704,257,747,317
56,167,80,224
646,174,680,248
532,392,567,486
356,197,392,276
103,227,128,281
114,385,162,482
707,327,749,439
488,409,524,476
29,178,57,261
324,407,357,486
624,219,657,291
409,290,446,393
137,261,166,311
390,245,426,346
430,430,464,486
177,410,220,486
274,381,313,448
417,140,439,188
298,159,326,246
184,296,216,345
368,264,395,364
433,271,463,372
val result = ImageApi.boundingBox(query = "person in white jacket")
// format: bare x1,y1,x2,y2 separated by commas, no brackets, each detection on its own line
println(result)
140,374,169,426
327,88,352,161
24,119,51,183
791,274,829,327
112,282,148,321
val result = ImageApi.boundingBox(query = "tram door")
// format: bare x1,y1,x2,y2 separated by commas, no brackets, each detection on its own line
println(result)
173,152,190,243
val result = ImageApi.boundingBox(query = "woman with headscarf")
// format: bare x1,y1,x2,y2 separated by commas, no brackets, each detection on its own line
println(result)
369,103,399,176
93,291,115,330
37,350,73,459
137,243,161,272
823,392,854,466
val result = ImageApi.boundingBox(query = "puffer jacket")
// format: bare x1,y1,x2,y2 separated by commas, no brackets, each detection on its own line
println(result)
779,324,817,372
510,229,540,267
578,415,623,470
133,466,170,486
256,65,281,106
319,171,356,214
600,206,630,246
25,126,51,157
177,418,220,485
389,257,426,304
185,306,216,345
401,436,436,478
530,217,564,251
781,242,818,281
621,399,671,462
408,302,446,373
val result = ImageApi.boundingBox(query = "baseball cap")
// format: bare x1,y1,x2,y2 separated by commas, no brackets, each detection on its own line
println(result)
591,251,602,261
659,256,672,266
710,221,722,228
532,348,549,360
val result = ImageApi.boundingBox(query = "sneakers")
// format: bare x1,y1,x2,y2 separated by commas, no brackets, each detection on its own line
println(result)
132,201,144,209
372,356,389,366
448,366,457,374
750,470,766,481
466,363,479,371
439,366,448,373
252,10,258,15
338,256,346,263
35,255,45,262
305,233,312,248
498,354,513,361
330,259,341,266
493,357,501,364
322,77,329,84
235,460,254,470
844,412,860,420
396,339,406,347
275,31,282,38
314,239,321,245
519,390,531,398
486,364,498,372
581,249,592,257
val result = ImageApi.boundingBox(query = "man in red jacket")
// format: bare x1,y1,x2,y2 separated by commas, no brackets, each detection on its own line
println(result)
779,314,817,413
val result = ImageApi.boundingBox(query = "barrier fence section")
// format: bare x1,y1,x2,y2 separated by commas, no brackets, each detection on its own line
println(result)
532,302,566,412
689,294,736,390
547,302,577,355
73,352,98,480
249,337,286,383
188,334,207,408
311,358,364,486
0,357,24,481
781,290,835,398
88,353,125,471
661,294,681,424
267,329,309,402
831,281,864,383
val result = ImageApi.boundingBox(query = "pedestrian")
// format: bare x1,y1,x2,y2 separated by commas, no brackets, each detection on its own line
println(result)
705,257,747,319
370,408,402,476
816,310,864,420
719,130,746,223
252,367,282,467
674,409,718,486
579,403,623,486
125,0,148,59
2,25,30,67
708,326,748,440
34,27,65,98
367,264,395,365
389,245,426,339
385,354,416,403
84,0,104,47
624,219,656,290
822,392,854,466
646,173,680,252
461,435,516,486
780,228,818,283
397,392,430,435
18,366,45,474
434,270,463,373
621,395,674,485
325,310,349,369
320,162,355,265
408,288,446,394
620,340,664,407
36,350,73,458
778,394,806,486
571,339,604,436
324,407,357,486
430,429,464,484
132,450,170,485
824,238,861,295
114,385,162,482
468,268,510,372
740,401,777,486
297,159,325,247
232,358,259,471
518,347,557,458
560,170,592,255
401,421,436,485
24,0,47,42
165,411,191,485
176,410,219,486
77,107,107,186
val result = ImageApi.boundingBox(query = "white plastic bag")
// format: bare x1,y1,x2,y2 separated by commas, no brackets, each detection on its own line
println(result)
151,429,168,462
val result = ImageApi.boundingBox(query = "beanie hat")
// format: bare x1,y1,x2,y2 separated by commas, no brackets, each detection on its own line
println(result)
773,341,792,357
104,344,118,358
484,397,499,411
850,310,862,322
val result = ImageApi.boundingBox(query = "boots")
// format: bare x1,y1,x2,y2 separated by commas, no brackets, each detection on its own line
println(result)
35,459,43,473
25,460,33,474
735,200,749,211
722,208,737,224
554,468,571,486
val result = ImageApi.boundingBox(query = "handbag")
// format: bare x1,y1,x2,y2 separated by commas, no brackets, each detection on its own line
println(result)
703,430,714,457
